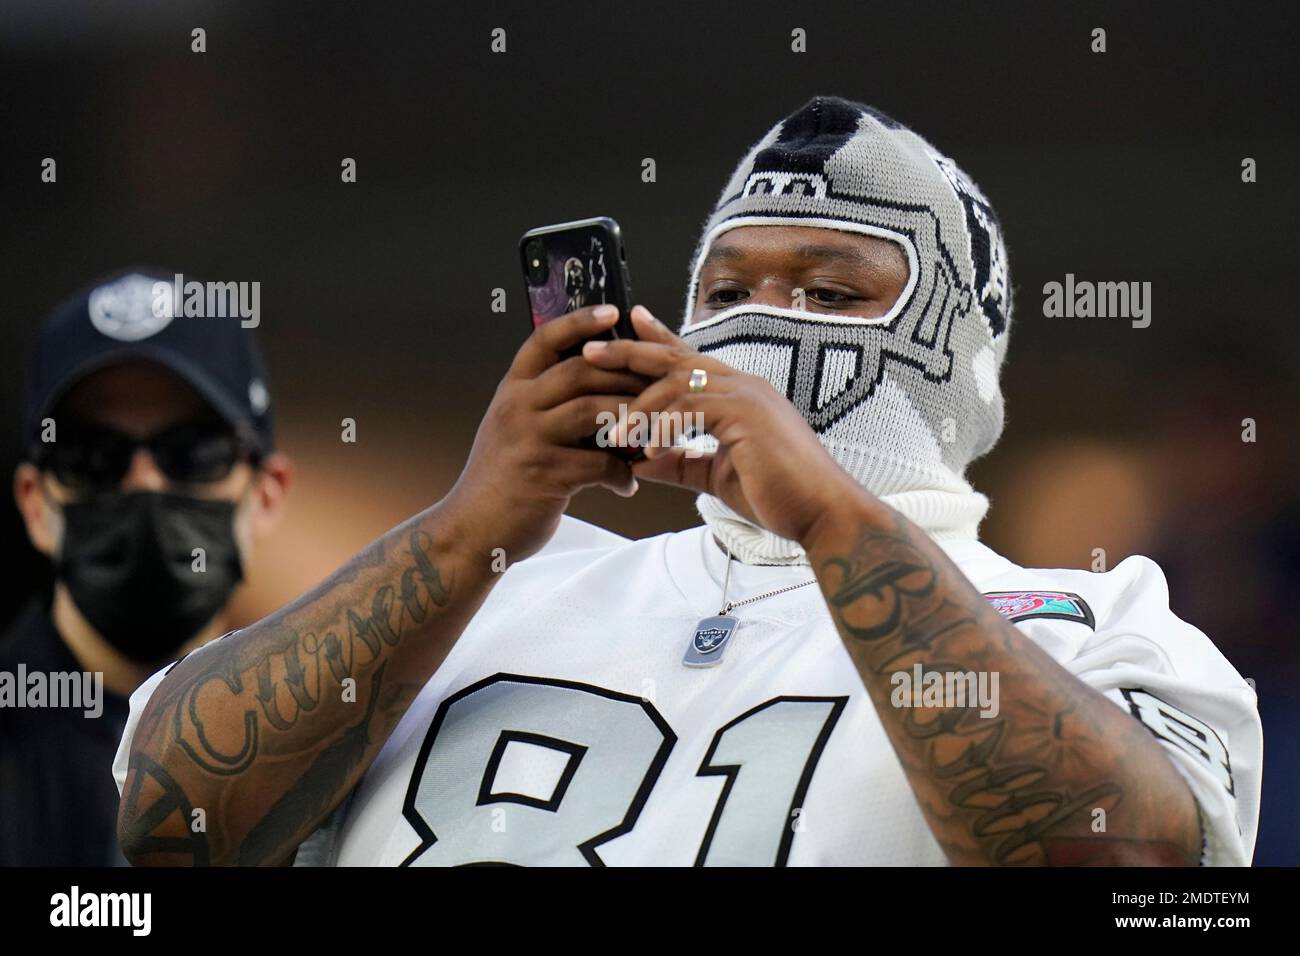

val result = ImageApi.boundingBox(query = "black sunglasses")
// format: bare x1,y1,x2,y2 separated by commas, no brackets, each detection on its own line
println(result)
33,419,261,493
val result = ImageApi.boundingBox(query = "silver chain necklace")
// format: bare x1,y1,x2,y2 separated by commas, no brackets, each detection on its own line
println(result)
682,543,818,667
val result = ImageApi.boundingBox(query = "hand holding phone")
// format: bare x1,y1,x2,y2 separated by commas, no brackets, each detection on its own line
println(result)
520,217,644,459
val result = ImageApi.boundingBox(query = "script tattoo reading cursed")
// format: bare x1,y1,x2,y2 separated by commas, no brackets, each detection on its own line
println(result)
121,529,451,865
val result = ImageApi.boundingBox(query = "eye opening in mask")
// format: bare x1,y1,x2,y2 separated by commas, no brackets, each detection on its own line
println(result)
29,418,262,495
683,216,921,332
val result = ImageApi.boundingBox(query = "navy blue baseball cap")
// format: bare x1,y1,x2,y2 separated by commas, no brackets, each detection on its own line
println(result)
23,268,275,455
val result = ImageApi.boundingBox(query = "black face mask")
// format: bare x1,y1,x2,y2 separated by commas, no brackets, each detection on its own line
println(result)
56,491,244,663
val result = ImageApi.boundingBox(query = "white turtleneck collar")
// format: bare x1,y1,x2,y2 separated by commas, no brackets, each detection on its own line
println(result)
694,484,990,566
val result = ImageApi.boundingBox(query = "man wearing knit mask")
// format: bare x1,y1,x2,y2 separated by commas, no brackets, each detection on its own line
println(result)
116,97,1260,867
677,96,1010,561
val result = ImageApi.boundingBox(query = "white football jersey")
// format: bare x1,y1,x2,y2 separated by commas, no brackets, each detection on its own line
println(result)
114,516,1261,866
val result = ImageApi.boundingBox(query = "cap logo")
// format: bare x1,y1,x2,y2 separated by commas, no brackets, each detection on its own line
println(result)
87,273,173,342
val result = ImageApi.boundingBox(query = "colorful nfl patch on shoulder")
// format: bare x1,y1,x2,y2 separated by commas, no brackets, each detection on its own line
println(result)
982,591,1095,628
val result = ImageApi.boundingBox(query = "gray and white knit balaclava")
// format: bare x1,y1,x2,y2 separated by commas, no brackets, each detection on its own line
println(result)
679,96,1012,563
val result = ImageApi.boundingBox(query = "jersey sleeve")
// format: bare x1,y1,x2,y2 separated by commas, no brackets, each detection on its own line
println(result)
111,661,177,796
1049,556,1262,866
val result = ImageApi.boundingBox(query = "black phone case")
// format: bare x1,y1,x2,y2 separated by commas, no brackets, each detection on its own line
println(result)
519,217,643,461
520,216,635,341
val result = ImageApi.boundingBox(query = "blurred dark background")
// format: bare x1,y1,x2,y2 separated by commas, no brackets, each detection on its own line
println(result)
2,0,1296,863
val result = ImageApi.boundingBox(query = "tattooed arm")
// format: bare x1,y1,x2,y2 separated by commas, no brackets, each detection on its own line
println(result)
118,306,647,866
118,510,482,866
802,497,1203,866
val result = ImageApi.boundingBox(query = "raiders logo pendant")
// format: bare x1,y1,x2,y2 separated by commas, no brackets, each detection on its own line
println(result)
682,615,739,668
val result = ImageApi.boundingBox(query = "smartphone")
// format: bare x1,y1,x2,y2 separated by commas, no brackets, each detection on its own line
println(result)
520,216,643,460
520,216,636,343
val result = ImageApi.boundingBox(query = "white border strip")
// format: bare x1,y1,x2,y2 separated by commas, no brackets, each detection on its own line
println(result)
682,214,920,331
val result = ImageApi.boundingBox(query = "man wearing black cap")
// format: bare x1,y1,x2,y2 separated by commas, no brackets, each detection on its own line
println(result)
0,269,292,866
